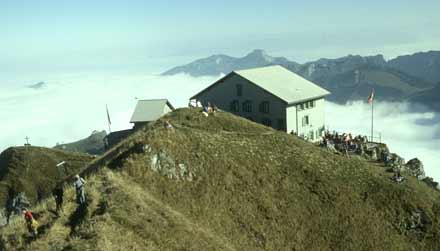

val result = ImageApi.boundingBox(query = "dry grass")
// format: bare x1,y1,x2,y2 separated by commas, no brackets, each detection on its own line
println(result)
1,108,440,250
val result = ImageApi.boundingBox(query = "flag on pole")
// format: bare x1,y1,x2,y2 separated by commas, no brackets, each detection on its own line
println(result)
106,104,111,125
367,89,375,104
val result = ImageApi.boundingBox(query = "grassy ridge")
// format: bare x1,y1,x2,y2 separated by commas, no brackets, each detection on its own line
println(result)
1,108,439,250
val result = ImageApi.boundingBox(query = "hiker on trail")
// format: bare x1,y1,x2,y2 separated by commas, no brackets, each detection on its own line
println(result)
382,151,390,166
391,170,405,183
12,192,30,215
164,120,174,130
204,104,211,112
202,105,210,117
73,175,86,206
207,102,213,113
188,99,198,108
212,103,219,112
22,208,38,237
52,183,64,214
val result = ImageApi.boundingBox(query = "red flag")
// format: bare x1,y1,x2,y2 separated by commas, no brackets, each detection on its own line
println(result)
367,89,375,104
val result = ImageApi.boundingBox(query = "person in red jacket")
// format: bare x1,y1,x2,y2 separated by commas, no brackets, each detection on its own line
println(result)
22,208,38,237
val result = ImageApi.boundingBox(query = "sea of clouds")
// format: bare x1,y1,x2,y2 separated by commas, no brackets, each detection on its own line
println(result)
0,74,439,181
0,73,218,151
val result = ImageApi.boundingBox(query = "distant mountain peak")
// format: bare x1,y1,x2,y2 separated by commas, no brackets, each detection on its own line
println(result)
28,81,46,89
246,49,268,57
161,49,295,77
244,49,275,62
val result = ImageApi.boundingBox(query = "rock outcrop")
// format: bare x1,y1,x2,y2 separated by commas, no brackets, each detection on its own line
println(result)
404,158,425,179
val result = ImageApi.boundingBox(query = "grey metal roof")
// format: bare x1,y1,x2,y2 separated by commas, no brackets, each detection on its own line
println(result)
130,99,175,123
234,65,330,104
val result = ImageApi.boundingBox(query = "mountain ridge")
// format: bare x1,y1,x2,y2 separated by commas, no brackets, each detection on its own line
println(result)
162,50,440,110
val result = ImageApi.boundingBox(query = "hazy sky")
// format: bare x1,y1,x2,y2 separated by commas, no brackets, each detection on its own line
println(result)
1,1,440,75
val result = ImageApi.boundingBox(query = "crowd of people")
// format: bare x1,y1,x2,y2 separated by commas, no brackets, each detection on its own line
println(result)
321,131,369,154
188,100,219,117
320,131,407,183
201,102,219,117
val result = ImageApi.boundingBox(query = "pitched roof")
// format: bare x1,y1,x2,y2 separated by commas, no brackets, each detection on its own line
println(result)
234,65,330,104
130,99,175,123
191,65,330,104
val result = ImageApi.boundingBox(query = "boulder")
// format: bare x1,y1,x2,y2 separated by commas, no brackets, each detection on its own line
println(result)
388,153,405,169
404,158,425,179
422,177,439,190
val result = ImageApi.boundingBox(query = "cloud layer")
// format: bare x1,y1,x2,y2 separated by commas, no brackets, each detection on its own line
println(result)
0,73,218,150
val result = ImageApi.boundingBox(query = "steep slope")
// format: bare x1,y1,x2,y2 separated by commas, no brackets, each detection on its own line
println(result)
0,147,94,215
1,109,440,250
388,51,440,84
53,130,107,155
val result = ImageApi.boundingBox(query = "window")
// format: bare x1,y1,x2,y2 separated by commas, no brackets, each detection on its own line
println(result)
302,115,309,127
298,101,315,110
230,100,239,112
242,100,252,112
277,119,285,130
262,118,272,127
259,101,270,113
236,84,242,96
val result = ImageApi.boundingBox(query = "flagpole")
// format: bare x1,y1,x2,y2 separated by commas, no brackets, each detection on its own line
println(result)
371,98,374,142
106,104,112,133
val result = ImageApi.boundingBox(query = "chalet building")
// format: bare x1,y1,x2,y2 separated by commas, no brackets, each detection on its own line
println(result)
104,99,175,148
191,65,330,142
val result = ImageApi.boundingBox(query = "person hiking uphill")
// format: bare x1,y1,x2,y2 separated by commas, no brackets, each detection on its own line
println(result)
52,183,64,215
73,174,86,206
22,208,38,238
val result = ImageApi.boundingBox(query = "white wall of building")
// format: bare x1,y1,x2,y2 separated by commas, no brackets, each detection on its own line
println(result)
286,105,298,134
286,98,326,141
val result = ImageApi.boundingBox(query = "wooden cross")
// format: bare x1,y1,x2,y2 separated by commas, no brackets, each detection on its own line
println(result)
25,136,30,145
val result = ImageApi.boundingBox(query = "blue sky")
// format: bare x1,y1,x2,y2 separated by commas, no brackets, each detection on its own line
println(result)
1,0,439,74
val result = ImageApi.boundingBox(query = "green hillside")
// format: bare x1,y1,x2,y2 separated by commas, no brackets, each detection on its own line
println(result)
1,109,440,250
0,147,94,210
